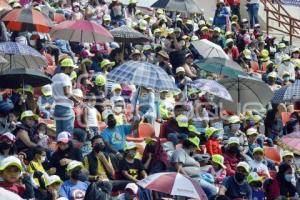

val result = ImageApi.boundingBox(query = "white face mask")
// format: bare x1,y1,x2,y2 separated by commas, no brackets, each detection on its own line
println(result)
113,106,123,113
29,40,37,46
41,156,46,163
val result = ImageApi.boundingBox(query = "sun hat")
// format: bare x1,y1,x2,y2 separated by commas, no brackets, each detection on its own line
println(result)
0,156,22,171
41,84,52,96
282,54,291,62
45,175,63,187
213,27,221,33
72,89,84,99
225,38,234,45
242,49,252,60
66,160,83,172
57,131,71,144
268,71,277,78
124,142,137,151
237,161,250,173
17,84,33,94
228,115,240,124
112,84,122,91
125,183,139,195
188,125,200,135
253,147,264,155
157,51,169,60
278,43,286,49
103,14,111,21
100,59,115,69
187,137,200,150
176,67,185,74
228,137,240,145
282,150,294,158
191,35,199,41
60,58,78,68
205,127,220,138
246,128,258,136
212,154,226,169
176,114,189,127
95,74,106,86
157,8,164,14
201,26,208,31
21,110,38,121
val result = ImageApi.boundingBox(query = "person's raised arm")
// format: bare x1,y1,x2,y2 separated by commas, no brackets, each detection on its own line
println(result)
17,130,38,148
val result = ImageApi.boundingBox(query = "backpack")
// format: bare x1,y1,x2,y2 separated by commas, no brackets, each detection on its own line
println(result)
84,181,112,200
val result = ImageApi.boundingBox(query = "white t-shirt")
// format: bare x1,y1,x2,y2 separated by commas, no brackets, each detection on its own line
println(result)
249,159,270,178
51,73,74,108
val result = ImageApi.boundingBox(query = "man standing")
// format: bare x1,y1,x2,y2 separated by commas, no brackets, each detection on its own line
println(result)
52,57,78,134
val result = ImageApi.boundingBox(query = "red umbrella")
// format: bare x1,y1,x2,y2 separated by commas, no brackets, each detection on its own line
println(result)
1,8,53,33
278,131,300,154
0,0,11,12
53,13,65,24
50,20,113,43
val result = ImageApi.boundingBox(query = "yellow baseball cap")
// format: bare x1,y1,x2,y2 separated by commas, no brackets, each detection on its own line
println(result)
176,114,189,128
237,161,250,174
66,160,83,172
21,110,39,121
212,154,226,169
45,175,63,187
205,127,220,138
103,14,111,21
17,85,33,94
157,9,164,14
282,150,294,158
100,59,115,69
247,172,263,184
228,137,240,145
41,84,52,96
253,147,264,154
228,115,240,124
70,71,77,80
112,84,122,91
246,128,258,136
95,74,106,86
242,49,252,60
188,125,200,135
124,142,137,151
0,156,22,171
187,137,200,150
60,58,78,68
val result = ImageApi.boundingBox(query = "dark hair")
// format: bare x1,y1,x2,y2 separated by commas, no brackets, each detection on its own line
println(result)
182,139,196,149
33,146,46,156
91,135,103,145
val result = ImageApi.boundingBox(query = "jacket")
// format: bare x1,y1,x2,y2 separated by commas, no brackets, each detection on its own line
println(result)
205,139,222,155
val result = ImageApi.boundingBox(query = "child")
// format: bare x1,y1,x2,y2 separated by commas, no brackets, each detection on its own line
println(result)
44,175,63,200
36,123,50,149
0,156,26,197
84,93,102,138
37,84,55,119
246,127,260,158
248,147,270,178
247,172,265,200
113,99,126,126
205,127,222,155
206,154,227,184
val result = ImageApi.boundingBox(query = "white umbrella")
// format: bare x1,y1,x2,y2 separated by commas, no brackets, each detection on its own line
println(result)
216,75,273,113
0,188,23,200
137,172,208,199
192,39,229,59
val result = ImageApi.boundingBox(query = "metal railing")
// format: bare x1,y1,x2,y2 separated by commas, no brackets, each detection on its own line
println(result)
261,0,300,44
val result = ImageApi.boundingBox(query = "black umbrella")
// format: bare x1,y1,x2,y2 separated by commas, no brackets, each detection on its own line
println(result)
0,68,52,89
110,25,149,43
151,0,203,13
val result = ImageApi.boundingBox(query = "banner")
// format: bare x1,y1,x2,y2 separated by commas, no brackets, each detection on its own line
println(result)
279,0,300,6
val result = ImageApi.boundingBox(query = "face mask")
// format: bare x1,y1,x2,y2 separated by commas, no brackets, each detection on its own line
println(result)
114,106,123,113
235,172,246,182
41,156,46,163
94,143,105,153
283,77,290,81
227,44,233,48
29,40,36,46
0,142,11,150
127,151,136,159
178,74,185,79
284,174,294,182
228,146,240,154
71,169,84,180
253,181,262,188
107,119,116,128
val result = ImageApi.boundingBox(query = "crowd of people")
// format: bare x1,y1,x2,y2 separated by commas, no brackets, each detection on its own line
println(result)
0,0,300,199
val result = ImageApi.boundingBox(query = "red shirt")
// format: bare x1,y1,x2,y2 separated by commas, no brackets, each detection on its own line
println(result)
225,0,240,6
224,47,240,61
205,139,222,155
223,152,242,176
0,182,25,197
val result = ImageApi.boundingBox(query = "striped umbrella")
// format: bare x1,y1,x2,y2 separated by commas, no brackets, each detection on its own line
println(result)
283,80,300,101
138,172,208,199
1,8,53,33
0,42,47,72
50,20,113,43
110,25,149,43
107,61,178,91
271,86,288,104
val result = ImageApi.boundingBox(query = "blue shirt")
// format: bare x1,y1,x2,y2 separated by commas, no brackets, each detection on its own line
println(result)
102,125,132,151
222,176,252,199
59,180,89,200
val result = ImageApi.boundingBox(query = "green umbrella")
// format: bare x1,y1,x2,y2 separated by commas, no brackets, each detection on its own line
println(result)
195,57,248,78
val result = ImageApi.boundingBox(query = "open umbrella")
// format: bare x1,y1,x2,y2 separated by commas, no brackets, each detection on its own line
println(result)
107,61,178,91
278,132,300,155
110,25,149,43
191,79,233,101
283,80,300,102
0,55,7,64
138,172,208,199
1,8,53,33
0,68,52,89
216,75,273,113
192,39,229,59
50,20,113,43
195,57,247,78
151,0,203,13
271,86,288,104
0,42,47,72
0,0,11,16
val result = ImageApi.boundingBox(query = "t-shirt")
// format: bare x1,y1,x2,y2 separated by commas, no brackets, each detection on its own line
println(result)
51,73,73,108
248,160,270,178
222,176,252,199
102,125,132,151
120,158,145,180
0,182,25,197
59,180,89,200
170,148,200,168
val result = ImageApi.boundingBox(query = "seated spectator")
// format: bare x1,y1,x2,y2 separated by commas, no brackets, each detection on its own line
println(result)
223,137,244,176
247,172,265,200
205,127,222,155
37,85,55,119
0,132,16,162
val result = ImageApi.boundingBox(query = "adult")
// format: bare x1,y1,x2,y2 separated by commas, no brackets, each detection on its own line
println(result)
246,0,259,29
52,58,77,134
223,137,244,176
213,0,230,30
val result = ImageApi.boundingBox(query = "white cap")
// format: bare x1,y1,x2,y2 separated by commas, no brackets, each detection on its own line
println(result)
125,183,139,194
72,88,84,98
66,160,83,172
41,84,52,96
57,131,71,143
176,67,185,74
0,132,16,142
0,156,22,171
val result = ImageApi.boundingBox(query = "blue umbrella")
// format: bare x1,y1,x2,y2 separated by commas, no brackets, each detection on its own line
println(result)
191,79,233,101
283,80,300,102
271,86,288,104
0,42,47,72
107,61,178,91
